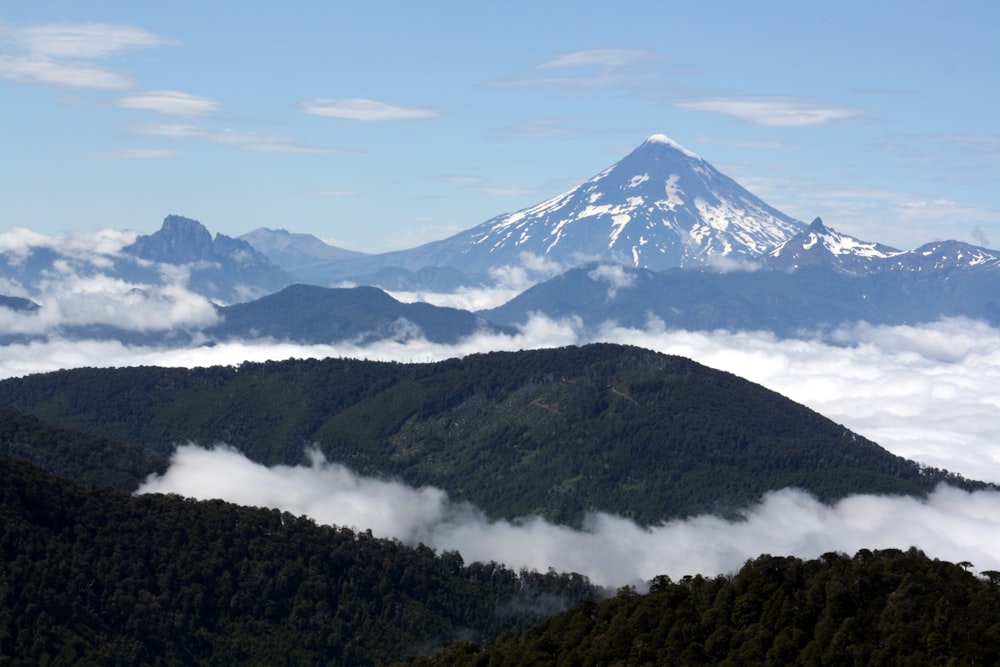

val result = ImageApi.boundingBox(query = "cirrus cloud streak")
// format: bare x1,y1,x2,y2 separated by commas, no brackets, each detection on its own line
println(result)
675,95,864,127
119,90,220,116
301,97,440,121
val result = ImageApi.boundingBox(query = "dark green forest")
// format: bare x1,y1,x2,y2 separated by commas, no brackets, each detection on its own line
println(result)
3,342,1000,664
0,408,166,491
0,454,596,666
0,344,987,525
6,454,1000,665
404,549,1000,666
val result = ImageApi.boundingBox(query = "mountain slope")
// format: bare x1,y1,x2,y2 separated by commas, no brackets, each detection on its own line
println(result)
483,218,1000,334
0,344,984,526
240,226,368,282
0,408,166,491
306,135,808,283
420,549,1000,665
767,217,902,274
444,134,806,270
0,454,596,666
121,215,296,302
210,283,508,344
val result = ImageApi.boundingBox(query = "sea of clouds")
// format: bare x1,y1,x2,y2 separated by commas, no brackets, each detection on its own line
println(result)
3,310,1000,588
4,233,1000,587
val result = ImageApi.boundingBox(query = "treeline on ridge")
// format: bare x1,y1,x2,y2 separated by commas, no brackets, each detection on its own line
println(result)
0,343,987,525
404,548,1000,666
0,454,596,666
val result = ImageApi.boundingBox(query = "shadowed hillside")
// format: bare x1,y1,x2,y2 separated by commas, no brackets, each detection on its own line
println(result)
0,455,596,666
404,548,1000,665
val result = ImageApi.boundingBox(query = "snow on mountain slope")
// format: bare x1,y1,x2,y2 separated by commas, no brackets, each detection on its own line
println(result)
767,217,902,275
449,134,808,271
767,218,1000,276
342,134,810,279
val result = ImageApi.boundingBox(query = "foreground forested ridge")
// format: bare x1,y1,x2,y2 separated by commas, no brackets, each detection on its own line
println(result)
0,455,596,666
0,344,988,525
405,549,1000,666
7,453,1000,666
0,408,166,491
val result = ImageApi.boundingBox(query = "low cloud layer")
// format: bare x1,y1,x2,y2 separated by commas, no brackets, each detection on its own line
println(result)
0,227,220,334
138,444,1000,589
2,315,997,484
6,306,1000,585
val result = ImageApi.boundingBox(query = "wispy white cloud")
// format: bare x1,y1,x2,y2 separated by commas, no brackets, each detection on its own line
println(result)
119,90,220,116
9,276,220,334
301,97,440,121
119,148,181,159
588,263,636,299
0,54,132,89
676,96,865,127
537,48,656,71
214,128,329,154
133,123,205,139
486,252,567,293
138,444,1000,588
0,226,137,258
492,47,662,90
0,227,221,333
3,21,176,59
0,20,175,90
386,253,568,310
133,123,331,154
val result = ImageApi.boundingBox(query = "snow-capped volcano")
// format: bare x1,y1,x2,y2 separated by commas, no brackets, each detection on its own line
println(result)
422,134,808,273
314,134,810,283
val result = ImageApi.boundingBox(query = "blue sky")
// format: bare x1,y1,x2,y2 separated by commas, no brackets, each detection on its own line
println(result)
1,0,997,253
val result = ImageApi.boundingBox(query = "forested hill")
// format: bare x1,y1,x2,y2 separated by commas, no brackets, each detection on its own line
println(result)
404,548,1000,665
0,408,166,491
0,454,596,666
0,343,987,525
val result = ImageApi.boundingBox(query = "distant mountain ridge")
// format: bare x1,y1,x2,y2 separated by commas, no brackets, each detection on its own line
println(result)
209,283,509,344
0,214,297,307
5,134,1000,342
239,227,368,282
767,217,903,275
120,215,296,302
768,217,1000,276
480,215,1000,335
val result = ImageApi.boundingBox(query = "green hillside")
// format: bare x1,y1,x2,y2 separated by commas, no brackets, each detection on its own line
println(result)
0,454,596,666
0,344,985,525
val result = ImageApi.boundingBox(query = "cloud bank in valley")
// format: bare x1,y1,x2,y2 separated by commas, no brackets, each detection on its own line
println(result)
2,314,998,483
5,281,1000,585
138,444,1000,589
